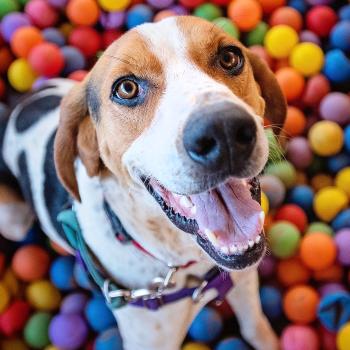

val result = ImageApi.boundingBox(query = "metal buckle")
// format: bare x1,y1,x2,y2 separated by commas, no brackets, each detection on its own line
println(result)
103,279,131,304
192,280,209,303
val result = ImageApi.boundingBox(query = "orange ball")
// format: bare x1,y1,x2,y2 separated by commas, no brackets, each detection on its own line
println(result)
12,245,50,282
269,6,303,32
300,232,337,271
277,257,311,287
0,47,14,74
275,67,305,102
311,173,334,192
66,0,100,26
274,58,289,70
313,263,343,283
228,0,262,31
10,26,43,58
283,106,306,137
257,0,285,14
283,285,319,324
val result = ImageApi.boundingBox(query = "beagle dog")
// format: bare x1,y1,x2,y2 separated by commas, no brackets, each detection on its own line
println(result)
0,16,286,350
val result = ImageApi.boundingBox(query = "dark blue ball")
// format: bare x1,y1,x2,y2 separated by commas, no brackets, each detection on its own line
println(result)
260,286,283,319
126,4,153,29
323,49,350,83
288,0,308,14
189,307,223,342
288,185,314,212
42,28,66,47
327,153,350,173
339,5,350,21
50,256,75,290
95,327,123,350
61,46,86,76
215,337,250,350
330,21,350,52
85,296,116,332
332,209,350,231
345,125,350,154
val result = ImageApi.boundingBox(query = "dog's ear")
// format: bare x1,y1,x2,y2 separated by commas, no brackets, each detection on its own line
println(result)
246,50,287,134
54,80,101,201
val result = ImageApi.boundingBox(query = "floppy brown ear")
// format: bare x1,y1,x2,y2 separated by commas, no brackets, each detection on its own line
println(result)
246,50,287,134
54,81,101,201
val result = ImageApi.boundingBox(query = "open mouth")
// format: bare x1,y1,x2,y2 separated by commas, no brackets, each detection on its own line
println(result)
141,176,265,270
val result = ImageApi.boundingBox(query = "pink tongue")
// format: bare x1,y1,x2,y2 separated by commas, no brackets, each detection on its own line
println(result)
189,179,263,244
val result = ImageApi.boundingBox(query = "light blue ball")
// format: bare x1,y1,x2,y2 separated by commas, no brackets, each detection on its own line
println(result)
323,49,350,83
327,153,350,173
126,4,153,29
74,262,93,290
260,286,283,319
288,185,314,212
345,125,350,153
50,256,75,291
95,327,123,350
85,296,116,332
215,337,250,350
189,307,223,342
332,209,350,231
340,5,350,21
330,21,350,52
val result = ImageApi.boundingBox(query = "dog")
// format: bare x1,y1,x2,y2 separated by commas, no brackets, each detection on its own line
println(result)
0,16,286,350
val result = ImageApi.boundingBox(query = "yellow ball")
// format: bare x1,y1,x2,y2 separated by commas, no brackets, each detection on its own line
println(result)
8,58,37,92
2,268,19,297
264,25,299,58
337,322,350,350
98,0,130,11
0,282,10,313
182,343,211,350
44,346,60,350
0,339,29,350
290,42,324,76
314,186,348,222
308,121,344,156
26,280,61,311
261,191,269,215
335,167,350,198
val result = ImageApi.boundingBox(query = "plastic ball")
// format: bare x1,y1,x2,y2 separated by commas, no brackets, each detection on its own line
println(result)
183,343,211,350
338,322,350,350
300,232,337,271
261,191,269,215
290,42,324,76
256,0,286,14
126,4,154,29
323,49,350,83
0,339,29,350
178,0,204,9
193,3,222,21
281,325,320,350
227,0,262,31
334,229,350,265
335,167,350,198
286,138,313,170
66,0,100,26
313,263,343,283
283,285,319,324
258,255,276,279
99,0,131,11
48,0,68,8
289,0,308,14
212,17,239,38
189,307,223,342
302,74,330,107
249,45,273,67
264,161,296,189
25,0,58,28
260,286,283,319
308,121,344,157
328,153,350,174
74,261,93,290
275,67,304,101
306,5,337,37
10,26,43,58
0,0,19,19
68,27,101,57
24,312,52,349
12,245,49,282
50,256,75,290
100,11,125,30
215,337,250,350
269,6,303,31
246,22,268,46
26,280,61,311
68,69,88,81
60,293,89,315
340,4,350,21
319,282,347,297
2,268,20,297
345,125,350,153
49,313,89,350
0,47,14,74
85,296,116,332
277,257,311,287
264,25,298,58
283,106,306,136
320,92,350,125
0,12,31,42
275,204,307,232
0,282,10,313
307,222,333,236
42,28,65,47
0,300,30,336
147,0,174,9
299,29,321,45
268,221,301,258
95,327,123,350
260,175,286,208
330,21,350,52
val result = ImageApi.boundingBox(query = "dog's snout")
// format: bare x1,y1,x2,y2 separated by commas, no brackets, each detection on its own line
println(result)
183,102,257,174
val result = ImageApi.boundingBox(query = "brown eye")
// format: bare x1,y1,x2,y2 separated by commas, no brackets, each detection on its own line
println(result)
218,46,244,74
116,80,139,99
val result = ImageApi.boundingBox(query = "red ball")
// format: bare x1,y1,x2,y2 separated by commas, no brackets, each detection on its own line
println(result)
0,78,5,100
274,204,308,233
102,29,123,49
0,300,31,337
68,70,88,81
25,0,59,28
306,6,337,37
28,43,64,77
179,0,205,9
69,27,102,57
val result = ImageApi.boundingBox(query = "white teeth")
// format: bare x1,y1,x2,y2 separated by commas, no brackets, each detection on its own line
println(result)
180,196,193,208
230,244,238,254
248,240,254,248
259,211,265,225
255,235,261,244
190,206,197,215
220,246,229,255
204,229,217,245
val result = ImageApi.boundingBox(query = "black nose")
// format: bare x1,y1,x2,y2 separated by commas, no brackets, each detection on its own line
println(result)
183,102,257,175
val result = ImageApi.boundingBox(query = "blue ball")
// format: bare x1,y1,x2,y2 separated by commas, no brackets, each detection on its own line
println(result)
288,0,308,14
126,4,153,29
95,327,123,350
339,5,350,21
74,262,93,290
50,256,75,291
61,46,86,76
330,21,350,52
216,337,250,350
85,296,116,332
332,209,350,231
327,153,350,173
42,28,65,47
288,185,314,212
189,307,223,342
323,49,350,83
345,125,350,154
259,286,283,319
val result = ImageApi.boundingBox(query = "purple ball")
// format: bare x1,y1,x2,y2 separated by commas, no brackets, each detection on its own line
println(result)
1,12,31,42
258,256,276,279
320,92,350,125
48,0,68,8
319,283,347,297
61,46,86,76
42,27,65,47
147,0,174,9
169,4,188,15
60,293,89,315
286,137,313,169
32,77,49,90
49,314,88,350
299,30,321,46
334,228,350,265
100,11,125,29
306,0,333,4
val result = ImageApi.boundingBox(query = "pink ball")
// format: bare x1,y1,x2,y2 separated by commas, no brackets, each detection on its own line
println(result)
281,325,320,350
320,92,350,125
334,228,350,265
303,74,330,107
286,137,313,169
25,0,59,28
299,30,321,45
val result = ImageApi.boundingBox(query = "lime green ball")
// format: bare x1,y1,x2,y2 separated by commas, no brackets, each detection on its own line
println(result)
264,160,296,188
246,22,269,46
213,17,239,39
0,0,19,18
194,3,223,21
268,221,301,258
306,222,334,236
24,312,51,349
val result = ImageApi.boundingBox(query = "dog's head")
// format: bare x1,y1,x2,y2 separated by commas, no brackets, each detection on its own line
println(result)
54,16,286,270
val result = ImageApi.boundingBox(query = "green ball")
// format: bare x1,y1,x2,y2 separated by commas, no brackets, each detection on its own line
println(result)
212,17,239,39
0,0,19,18
268,221,301,258
24,312,51,349
266,128,284,164
246,22,269,46
306,222,334,236
264,160,296,189
194,3,223,21
18,0,29,5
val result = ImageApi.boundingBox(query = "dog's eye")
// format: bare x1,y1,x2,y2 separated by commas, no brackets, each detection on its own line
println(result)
218,46,244,75
115,79,139,99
